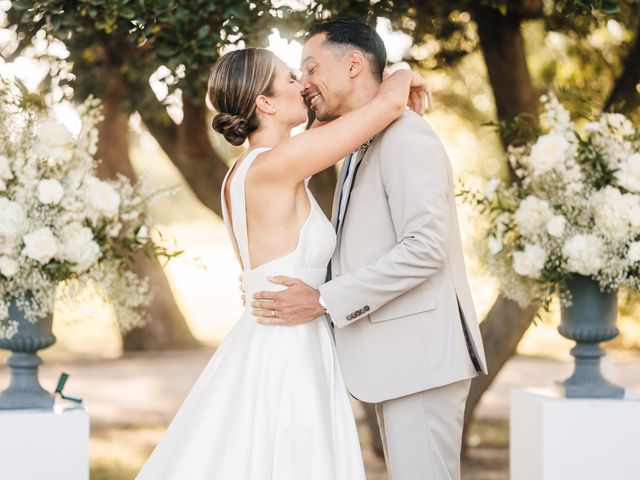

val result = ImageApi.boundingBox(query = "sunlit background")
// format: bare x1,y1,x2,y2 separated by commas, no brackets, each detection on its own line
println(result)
1,2,639,363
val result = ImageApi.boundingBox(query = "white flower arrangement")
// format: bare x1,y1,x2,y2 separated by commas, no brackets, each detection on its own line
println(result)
0,78,178,339
464,95,640,308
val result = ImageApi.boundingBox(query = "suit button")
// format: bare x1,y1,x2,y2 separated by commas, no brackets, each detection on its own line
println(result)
364,305,370,312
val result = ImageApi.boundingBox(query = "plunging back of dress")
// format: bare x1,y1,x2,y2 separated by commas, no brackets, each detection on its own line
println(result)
136,147,365,480
221,147,337,305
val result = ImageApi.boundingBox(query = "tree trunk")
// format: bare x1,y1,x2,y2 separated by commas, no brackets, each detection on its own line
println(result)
125,255,201,350
604,29,640,114
461,5,541,448
140,96,231,217
474,5,539,152
96,67,200,351
464,297,538,426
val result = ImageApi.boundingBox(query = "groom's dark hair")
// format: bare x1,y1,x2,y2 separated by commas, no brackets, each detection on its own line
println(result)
307,19,387,82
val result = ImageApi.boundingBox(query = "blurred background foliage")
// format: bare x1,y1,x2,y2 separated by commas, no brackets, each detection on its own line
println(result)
1,0,639,453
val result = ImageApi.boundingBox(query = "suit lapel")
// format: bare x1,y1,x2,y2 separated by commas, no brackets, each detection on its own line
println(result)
331,153,352,229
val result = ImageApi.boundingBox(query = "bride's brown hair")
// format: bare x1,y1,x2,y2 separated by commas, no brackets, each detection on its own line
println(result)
207,48,277,146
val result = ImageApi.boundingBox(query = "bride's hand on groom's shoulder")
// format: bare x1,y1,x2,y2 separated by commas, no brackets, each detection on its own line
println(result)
384,68,432,114
407,70,431,114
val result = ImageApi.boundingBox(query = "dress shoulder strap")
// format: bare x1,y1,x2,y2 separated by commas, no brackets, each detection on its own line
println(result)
223,147,270,270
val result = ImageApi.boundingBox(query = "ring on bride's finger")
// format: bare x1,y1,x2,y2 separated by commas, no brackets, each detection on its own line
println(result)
271,310,276,318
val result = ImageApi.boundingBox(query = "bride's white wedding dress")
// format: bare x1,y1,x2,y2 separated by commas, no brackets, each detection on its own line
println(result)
136,147,366,480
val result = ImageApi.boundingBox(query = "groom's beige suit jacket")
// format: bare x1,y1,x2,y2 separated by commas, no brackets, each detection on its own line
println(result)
318,109,487,404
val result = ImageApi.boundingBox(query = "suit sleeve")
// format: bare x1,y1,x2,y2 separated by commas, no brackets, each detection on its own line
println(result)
319,118,451,329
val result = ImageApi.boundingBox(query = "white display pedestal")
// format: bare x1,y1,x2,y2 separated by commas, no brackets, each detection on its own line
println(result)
0,404,89,480
511,387,640,480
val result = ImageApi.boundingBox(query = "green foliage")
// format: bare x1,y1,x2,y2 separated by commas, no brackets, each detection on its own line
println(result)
8,0,303,103
6,0,636,125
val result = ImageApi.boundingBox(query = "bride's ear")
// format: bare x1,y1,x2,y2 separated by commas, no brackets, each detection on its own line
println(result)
256,95,277,115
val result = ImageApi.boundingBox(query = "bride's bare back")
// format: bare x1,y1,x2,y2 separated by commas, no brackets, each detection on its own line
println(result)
224,150,311,270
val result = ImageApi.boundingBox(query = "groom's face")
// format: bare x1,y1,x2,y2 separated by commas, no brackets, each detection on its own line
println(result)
300,33,353,122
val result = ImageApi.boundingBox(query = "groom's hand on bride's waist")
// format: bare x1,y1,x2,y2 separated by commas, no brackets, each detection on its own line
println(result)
252,276,325,326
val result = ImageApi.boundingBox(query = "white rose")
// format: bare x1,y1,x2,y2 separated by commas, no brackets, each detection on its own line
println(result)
0,179,5,192
488,234,503,254
84,176,121,220
615,153,640,193
0,236,19,257
514,195,553,238
57,223,101,273
562,234,604,276
591,186,634,240
512,244,547,278
528,133,569,176
629,242,640,263
37,179,65,205
0,198,27,238
35,118,74,164
0,256,18,277
0,154,13,181
546,215,566,238
22,227,58,264
485,178,502,201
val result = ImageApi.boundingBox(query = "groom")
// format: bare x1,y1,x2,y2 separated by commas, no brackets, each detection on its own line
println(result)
252,19,487,479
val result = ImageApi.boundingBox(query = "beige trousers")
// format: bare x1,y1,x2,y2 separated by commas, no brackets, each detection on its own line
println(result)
374,379,472,480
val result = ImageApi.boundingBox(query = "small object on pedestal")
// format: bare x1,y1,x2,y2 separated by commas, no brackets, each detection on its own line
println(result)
55,372,83,404
0,296,56,410
558,275,625,399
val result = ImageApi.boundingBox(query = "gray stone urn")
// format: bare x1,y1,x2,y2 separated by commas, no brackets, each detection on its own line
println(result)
0,296,56,409
559,275,625,399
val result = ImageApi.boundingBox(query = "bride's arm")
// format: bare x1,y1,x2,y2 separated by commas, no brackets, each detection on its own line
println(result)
253,70,427,183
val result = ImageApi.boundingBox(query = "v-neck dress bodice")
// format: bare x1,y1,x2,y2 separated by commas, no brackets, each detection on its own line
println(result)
136,148,365,480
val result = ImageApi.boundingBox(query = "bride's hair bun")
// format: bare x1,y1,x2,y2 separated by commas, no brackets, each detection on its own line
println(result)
212,113,249,146
207,48,277,146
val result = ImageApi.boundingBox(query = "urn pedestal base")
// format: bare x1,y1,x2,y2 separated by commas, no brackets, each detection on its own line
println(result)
510,387,640,480
0,404,89,480
560,275,624,398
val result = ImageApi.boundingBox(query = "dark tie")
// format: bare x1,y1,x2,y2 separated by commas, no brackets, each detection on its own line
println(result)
328,153,353,282
335,153,353,233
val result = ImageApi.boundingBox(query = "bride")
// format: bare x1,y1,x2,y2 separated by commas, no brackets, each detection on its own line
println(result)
136,47,427,479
